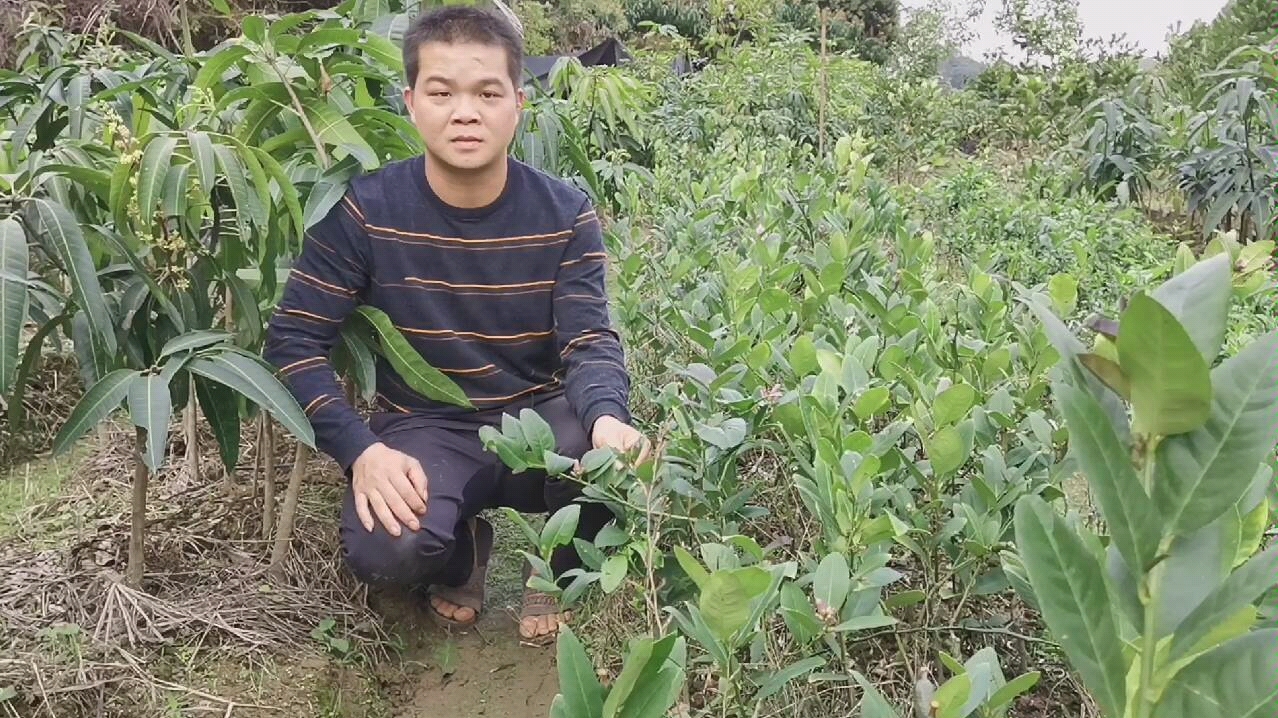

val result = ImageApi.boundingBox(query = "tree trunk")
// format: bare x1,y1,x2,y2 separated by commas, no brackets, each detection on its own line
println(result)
262,416,275,538
128,426,150,588
184,379,199,482
269,443,312,575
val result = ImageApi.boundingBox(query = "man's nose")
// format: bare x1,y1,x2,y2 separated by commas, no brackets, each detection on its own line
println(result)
451,97,480,122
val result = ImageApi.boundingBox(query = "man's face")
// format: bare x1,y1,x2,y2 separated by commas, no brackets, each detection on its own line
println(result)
404,40,524,175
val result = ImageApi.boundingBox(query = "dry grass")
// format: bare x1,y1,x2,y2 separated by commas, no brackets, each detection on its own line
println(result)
0,397,389,716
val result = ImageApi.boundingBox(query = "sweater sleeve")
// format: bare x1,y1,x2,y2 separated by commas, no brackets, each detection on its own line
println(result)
262,193,381,473
553,200,632,435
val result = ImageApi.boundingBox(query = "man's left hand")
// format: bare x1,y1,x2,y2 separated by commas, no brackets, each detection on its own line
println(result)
590,415,652,465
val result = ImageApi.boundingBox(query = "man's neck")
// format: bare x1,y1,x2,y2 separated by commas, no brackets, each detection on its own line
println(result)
424,155,509,209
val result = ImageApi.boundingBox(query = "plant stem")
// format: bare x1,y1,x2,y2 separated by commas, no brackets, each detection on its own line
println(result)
262,416,275,538
128,426,150,588
1135,435,1164,718
269,442,311,574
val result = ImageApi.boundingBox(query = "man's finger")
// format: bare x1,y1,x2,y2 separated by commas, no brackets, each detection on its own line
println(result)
388,470,426,520
407,458,429,505
367,489,402,537
380,476,422,532
355,491,374,532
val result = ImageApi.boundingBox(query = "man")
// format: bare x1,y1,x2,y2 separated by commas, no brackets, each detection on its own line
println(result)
262,4,648,645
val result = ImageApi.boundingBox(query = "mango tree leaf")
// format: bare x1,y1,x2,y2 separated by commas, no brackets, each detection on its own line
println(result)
185,350,315,447
601,636,655,718
159,329,233,359
1056,381,1162,573
1153,630,1278,718
541,504,581,555
1013,496,1128,717
351,306,472,408
128,372,172,472
0,217,28,395
136,133,178,222
1150,252,1232,363
1153,329,1278,535
553,626,603,718
23,199,115,377
1117,293,1212,437
1168,541,1278,661
52,369,138,455
194,373,241,474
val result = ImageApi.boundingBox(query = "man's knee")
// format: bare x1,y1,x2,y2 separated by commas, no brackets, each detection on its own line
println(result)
341,522,454,587
339,491,458,588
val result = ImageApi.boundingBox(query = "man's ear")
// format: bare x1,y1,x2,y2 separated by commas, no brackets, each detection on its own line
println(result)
403,86,414,118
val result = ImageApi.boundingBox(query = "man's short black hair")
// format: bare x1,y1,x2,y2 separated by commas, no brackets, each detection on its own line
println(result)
402,5,525,90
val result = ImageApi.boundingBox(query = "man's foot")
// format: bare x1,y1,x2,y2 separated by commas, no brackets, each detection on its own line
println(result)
427,516,493,630
430,595,478,625
518,589,571,646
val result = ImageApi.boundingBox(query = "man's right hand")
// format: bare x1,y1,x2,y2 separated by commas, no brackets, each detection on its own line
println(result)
351,442,429,537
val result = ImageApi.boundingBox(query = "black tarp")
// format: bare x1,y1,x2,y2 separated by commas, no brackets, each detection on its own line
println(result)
522,37,631,86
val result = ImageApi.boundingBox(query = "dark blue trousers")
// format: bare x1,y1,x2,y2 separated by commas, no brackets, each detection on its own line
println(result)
338,392,608,591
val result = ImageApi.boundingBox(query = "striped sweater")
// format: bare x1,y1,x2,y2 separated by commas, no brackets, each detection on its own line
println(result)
262,154,631,472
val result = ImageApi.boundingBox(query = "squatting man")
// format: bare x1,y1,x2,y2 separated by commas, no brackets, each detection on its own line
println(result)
263,5,651,646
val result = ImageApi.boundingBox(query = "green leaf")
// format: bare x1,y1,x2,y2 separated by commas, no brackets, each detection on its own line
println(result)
853,386,890,419
1013,496,1128,717
813,552,851,613
194,373,240,474
52,369,137,455
1150,252,1232,363
601,554,627,594
934,383,976,426
611,635,686,718
540,504,581,555
136,133,178,221
1168,541,1278,661
1056,382,1161,573
128,372,172,472
185,351,315,448
302,102,379,170
1079,353,1131,400
554,626,604,718
674,545,710,590
790,335,818,376
602,637,654,718
159,329,232,359
520,408,557,454
1117,293,1213,436
24,199,115,377
985,671,1041,711
0,218,28,395
700,567,770,642
755,656,825,701
187,131,217,198
1048,273,1078,315
351,306,472,408
851,672,902,718
1153,329,1278,535
1153,630,1278,718
1021,293,1129,442
926,425,970,476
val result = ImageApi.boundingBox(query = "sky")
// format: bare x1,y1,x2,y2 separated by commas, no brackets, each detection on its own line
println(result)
904,0,1233,59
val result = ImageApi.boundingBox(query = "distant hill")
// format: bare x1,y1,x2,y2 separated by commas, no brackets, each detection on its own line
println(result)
939,54,987,89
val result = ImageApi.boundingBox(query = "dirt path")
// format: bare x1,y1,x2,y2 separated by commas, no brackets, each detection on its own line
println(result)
372,514,561,718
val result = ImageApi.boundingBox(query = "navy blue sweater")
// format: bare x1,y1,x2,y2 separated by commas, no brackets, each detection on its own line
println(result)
262,155,631,472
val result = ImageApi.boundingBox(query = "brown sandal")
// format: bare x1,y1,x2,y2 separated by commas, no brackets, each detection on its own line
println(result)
428,515,494,630
518,560,569,646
